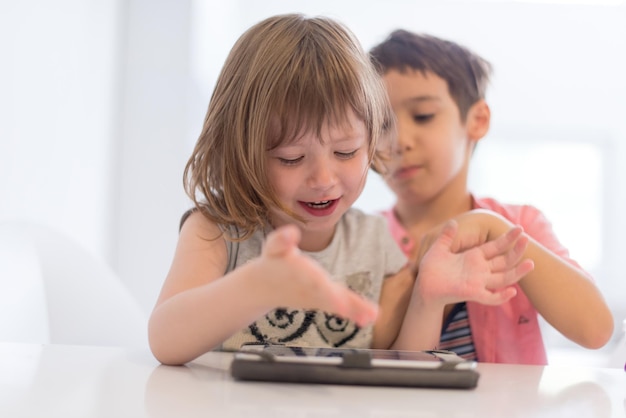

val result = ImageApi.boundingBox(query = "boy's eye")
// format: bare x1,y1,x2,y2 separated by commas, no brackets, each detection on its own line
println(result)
413,114,434,124
278,156,304,165
335,150,357,159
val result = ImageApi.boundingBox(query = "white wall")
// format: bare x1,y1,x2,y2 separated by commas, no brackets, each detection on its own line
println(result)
1,1,121,262
2,1,625,347
1,0,193,314
113,0,193,314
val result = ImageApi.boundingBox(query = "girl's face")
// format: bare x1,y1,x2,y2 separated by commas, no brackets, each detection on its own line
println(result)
266,110,369,252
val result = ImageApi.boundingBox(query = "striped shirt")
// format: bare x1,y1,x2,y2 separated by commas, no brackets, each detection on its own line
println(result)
440,302,477,361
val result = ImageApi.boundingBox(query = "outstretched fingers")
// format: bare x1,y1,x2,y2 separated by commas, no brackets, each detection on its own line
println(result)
262,224,378,327
475,286,518,306
479,228,535,293
487,228,534,279
337,285,379,327
263,224,301,258
418,221,536,307
304,277,379,328
480,225,524,260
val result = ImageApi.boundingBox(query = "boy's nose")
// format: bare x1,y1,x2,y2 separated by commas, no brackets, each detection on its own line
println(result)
394,124,414,154
394,134,414,155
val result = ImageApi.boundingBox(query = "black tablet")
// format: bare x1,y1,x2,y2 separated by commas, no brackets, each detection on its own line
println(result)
230,344,479,389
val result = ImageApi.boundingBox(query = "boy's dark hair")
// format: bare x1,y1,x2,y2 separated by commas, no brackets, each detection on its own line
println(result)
369,30,492,120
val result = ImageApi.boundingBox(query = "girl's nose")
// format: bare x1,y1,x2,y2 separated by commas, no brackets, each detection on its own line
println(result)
307,160,338,191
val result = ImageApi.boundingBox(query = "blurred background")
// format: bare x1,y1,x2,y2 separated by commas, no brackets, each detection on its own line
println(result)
1,0,624,362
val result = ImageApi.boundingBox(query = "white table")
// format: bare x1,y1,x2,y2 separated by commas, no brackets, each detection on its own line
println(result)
0,342,624,418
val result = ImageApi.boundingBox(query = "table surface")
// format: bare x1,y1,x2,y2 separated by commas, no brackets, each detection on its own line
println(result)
1,342,624,418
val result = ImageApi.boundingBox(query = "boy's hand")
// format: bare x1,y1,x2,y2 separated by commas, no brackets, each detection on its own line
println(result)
415,220,535,306
260,225,379,327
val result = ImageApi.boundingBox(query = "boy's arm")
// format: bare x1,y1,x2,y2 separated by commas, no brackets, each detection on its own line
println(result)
520,236,613,348
426,210,614,349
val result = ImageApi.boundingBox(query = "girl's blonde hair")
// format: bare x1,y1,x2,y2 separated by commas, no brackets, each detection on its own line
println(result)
184,13,392,240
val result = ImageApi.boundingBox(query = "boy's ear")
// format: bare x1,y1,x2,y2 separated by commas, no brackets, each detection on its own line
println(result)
467,100,491,141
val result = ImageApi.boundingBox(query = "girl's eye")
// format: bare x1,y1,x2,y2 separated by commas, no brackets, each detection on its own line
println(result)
278,156,303,166
335,150,357,159
413,114,434,124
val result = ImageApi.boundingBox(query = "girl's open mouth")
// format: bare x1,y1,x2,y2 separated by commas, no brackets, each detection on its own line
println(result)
298,198,340,217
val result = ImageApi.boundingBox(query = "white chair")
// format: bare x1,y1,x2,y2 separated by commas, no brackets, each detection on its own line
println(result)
0,221,148,347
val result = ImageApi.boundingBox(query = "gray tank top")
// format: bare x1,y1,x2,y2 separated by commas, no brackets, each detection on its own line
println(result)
220,208,407,351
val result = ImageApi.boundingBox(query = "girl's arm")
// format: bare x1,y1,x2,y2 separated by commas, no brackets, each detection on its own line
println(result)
373,265,443,351
148,212,378,365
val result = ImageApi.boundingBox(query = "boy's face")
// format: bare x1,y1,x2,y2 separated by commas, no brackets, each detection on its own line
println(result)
381,69,475,205
266,110,369,251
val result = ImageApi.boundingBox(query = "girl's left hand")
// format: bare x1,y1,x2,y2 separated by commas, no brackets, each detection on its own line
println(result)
415,220,535,306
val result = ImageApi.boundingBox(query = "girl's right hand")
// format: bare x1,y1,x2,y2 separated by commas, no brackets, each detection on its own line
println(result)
259,225,379,327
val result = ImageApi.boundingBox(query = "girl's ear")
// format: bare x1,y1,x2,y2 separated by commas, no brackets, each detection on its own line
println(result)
467,100,491,142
